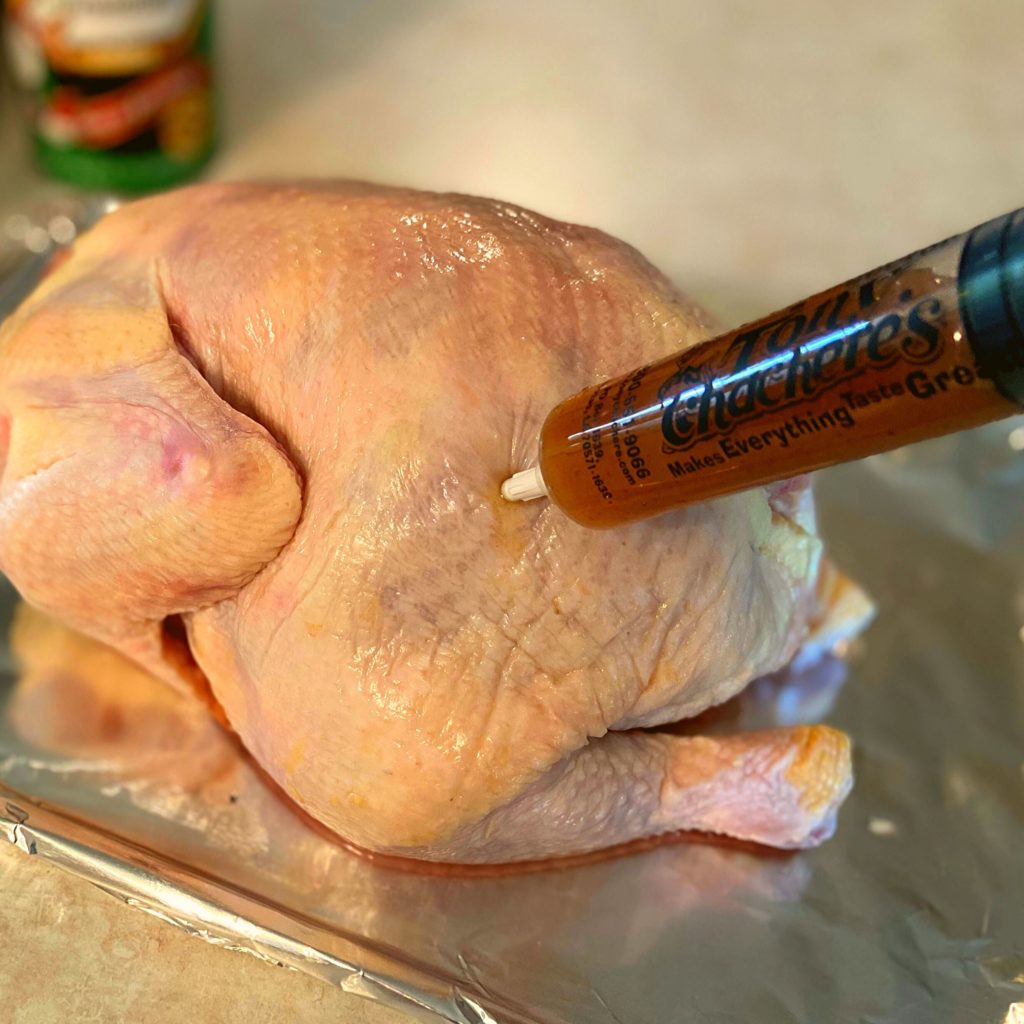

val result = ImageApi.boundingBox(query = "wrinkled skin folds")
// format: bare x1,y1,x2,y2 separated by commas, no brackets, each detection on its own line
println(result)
0,183,873,862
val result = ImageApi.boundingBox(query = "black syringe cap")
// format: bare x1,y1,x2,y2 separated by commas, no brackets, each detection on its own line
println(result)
958,208,1024,405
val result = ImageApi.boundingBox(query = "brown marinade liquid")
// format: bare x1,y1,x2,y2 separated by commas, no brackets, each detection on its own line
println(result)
538,212,1024,527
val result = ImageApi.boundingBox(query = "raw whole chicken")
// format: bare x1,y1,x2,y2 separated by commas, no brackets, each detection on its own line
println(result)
0,183,873,863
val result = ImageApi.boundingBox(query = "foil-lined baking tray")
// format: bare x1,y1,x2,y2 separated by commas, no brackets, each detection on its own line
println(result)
1,205,1022,1024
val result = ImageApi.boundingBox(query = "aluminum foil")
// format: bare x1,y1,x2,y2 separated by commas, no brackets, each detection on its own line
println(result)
1,214,1023,1024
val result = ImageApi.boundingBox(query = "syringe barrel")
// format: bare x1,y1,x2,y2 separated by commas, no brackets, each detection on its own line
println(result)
533,210,1024,528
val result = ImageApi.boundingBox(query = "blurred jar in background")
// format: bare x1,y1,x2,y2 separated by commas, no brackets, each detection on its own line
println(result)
3,0,215,193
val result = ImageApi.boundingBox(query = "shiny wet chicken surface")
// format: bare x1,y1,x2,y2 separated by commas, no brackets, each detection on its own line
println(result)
0,183,871,862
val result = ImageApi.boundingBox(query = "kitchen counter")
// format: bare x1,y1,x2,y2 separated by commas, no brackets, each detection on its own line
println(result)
0,843,404,1024
2,0,1023,1021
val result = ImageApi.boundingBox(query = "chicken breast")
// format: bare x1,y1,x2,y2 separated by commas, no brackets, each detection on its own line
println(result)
0,182,872,862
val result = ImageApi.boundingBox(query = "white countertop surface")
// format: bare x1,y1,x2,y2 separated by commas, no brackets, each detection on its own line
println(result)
2,1,1023,1020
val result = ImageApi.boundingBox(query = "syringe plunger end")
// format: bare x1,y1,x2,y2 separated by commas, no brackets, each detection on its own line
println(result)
501,466,549,502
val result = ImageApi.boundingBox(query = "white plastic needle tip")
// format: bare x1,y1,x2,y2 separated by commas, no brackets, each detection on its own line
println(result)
501,466,549,502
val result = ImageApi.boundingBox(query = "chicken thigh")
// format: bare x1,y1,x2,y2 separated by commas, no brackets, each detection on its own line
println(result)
0,183,871,862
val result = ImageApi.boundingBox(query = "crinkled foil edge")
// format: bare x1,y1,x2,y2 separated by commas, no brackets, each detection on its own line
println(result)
0,785,512,1024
